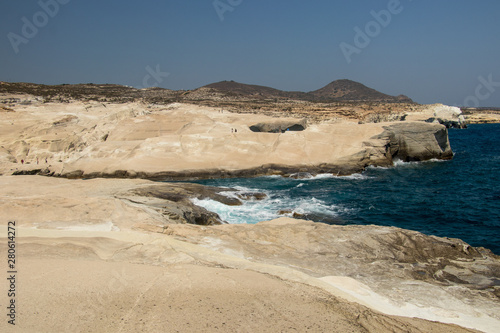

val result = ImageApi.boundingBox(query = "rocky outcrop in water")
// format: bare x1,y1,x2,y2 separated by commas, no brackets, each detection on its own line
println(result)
381,122,454,162
125,183,267,225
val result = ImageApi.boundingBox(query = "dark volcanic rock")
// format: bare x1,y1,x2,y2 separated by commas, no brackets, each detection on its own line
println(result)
134,183,243,206
54,163,366,181
130,183,234,225
249,121,306,133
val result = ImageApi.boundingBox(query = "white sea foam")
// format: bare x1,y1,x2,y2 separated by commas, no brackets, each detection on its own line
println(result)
191,197,279,224
289,173,334,180
309,173,336,180
393,158,448,167
191,193,347,225
289,173,371,181
367,165,392,171
367,159,448,171
263,175,283,179
336,173,372,180
292,197,346,216
218,186,272,203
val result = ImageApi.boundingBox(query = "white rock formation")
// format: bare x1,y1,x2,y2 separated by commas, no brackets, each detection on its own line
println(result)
430,104,467,128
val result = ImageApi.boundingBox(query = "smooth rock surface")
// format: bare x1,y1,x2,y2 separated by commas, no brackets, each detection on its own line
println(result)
0,98,453,179
1,176,498,332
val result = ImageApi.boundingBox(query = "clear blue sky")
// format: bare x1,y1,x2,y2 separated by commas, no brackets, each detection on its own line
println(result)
1,0,499,107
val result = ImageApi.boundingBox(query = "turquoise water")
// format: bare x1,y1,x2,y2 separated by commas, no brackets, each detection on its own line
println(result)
190,124,500,254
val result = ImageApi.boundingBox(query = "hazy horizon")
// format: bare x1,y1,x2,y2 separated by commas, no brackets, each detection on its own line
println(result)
1,0,499,107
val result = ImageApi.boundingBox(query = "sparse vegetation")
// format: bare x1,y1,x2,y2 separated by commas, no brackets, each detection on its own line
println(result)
0,80,420,122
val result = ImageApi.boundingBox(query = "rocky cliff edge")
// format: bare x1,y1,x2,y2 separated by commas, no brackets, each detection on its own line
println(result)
1,100,453,179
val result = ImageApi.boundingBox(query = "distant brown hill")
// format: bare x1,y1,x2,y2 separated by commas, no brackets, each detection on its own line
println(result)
309,79,413,103
0,79,413,104
203,81,311,100
203,79,412,103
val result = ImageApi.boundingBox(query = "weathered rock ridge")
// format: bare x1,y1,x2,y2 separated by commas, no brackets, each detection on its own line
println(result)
0,98,453,180
378,122,453,162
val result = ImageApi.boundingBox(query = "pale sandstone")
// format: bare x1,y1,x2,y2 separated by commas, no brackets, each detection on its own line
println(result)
0,99,451,178
1,176,498,332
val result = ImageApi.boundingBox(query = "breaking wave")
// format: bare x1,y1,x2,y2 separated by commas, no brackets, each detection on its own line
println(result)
191,186,348,225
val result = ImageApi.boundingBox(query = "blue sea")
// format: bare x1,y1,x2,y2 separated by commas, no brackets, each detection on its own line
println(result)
190,124,500,255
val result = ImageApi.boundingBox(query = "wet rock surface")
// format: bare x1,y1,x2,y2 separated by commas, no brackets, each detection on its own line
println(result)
126,183,268,225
